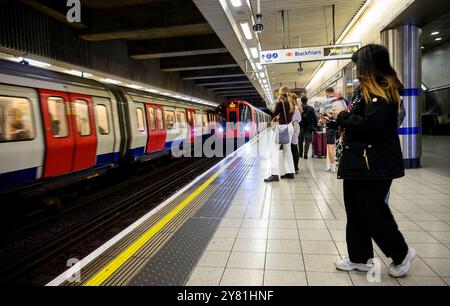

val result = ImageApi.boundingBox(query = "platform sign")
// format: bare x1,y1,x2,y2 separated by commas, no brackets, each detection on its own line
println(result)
260,43,361,65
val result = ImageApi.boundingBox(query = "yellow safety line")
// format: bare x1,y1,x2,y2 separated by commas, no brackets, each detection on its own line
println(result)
83,134,262,286
84,157,236,286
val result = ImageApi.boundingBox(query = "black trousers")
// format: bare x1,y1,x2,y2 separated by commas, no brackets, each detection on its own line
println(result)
291,143,300,171
298,129,312,158
343,179,408,265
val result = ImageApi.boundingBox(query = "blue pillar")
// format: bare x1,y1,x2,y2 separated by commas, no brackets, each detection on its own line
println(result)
381,25,423,168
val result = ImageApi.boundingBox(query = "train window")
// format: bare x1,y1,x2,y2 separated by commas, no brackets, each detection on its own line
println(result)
202,114,208,127
74,100,91,136
95,104,110,135
47,97,68,138
176,111,186,128
165,110,176,130
148,107,156,131
0,96,35,142
229,111,237,124
196,114,203,128
136,107,145,132
156,108,164,130
187,111,193,127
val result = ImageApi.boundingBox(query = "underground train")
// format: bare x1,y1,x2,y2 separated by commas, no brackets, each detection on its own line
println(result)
0,60,270,195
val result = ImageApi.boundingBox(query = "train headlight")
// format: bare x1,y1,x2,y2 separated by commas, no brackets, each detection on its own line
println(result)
218,127,224,133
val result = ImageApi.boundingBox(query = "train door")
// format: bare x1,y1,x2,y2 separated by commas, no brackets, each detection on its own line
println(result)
40,89,73,177
93,97,116,164
145,104,166,153
69,93,97,171
39,90,97,177
227,102,239,138
186,109,196,142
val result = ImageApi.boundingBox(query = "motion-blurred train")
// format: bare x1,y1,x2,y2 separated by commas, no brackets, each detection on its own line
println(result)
0,60,270,195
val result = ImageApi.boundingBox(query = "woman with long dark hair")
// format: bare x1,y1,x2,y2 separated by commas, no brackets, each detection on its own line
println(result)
325,44,415,278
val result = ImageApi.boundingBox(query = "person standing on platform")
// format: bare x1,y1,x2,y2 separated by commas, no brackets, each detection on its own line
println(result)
324,44,415,278
290,93,302,174
264,86,295,182
324,87,338,173
298,96,317,159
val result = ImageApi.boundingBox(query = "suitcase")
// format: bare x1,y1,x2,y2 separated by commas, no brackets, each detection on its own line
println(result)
312,132,327,158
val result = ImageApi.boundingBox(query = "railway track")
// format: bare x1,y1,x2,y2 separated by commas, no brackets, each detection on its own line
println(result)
0,156,222,286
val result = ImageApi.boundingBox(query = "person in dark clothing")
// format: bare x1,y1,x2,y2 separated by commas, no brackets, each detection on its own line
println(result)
324,44,415,278
298,96,317,159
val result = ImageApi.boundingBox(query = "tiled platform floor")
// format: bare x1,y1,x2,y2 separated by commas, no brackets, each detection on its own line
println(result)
186,134,450,286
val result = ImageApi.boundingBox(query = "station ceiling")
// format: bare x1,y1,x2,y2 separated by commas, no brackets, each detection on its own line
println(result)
21,0,265,106
253,0,366,91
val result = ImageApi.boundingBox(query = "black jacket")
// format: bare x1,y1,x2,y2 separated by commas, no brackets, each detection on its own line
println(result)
332,93,404,180
300,104,317,132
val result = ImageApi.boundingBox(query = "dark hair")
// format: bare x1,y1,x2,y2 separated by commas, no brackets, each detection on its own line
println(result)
325,87,334,93
301,96,308,104
351,44,403,106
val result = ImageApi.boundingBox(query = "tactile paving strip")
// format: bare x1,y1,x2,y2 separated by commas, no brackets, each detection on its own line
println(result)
128,157,255,286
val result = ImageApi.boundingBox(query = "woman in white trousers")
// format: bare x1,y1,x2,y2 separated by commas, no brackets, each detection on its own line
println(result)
265,86,296,183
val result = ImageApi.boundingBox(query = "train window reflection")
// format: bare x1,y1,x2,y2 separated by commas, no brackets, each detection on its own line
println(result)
0,96,35,142
156,108,164,130
165,110,176,130
136,107,145,132
176,111,186,128
148,107,156,131
95,104,110,135
74,100,91,136
47,97,68,138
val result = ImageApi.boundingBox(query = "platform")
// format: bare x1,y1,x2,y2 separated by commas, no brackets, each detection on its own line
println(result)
48,132,450,286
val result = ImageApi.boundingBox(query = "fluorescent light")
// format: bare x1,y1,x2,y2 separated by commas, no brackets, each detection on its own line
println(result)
83,72,93,78
259,72,265,78
128,84,143,90
18,57,51,67
146,88,160,94
230,0,242,7
431,32,440,35
65,70,82,77
250,47,259,59
256,63,263,70
240,21,253,40
435,37,442,41
262,79,268,84
102,78,122,84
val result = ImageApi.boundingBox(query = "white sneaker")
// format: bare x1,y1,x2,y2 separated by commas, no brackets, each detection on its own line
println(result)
334,258,373,272
389,247,416,278
330,165,337,173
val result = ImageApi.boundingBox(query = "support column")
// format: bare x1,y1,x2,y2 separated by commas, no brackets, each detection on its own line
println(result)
381,26,422,168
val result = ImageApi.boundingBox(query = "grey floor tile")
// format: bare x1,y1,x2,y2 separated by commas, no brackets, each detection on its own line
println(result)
197,251,230,268
409,243,450,258
263,270,307,286
227,252,266,270
299,229,333,241
306,272,353,286
232,239,266,253
303,254,341,273
398,276,447,286
265,253,305,271
422,258,450,277
206,238,235,252
349,274,399,286
301,241,340,255
220,269,264,286
267,239,302,254
186,267,224,286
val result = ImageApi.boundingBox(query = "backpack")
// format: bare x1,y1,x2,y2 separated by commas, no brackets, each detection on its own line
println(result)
301,105,313,128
